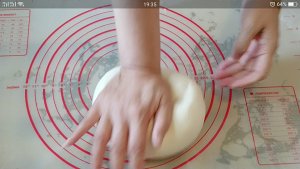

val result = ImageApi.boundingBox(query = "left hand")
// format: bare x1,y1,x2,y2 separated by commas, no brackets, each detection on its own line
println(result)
212,8,280,88
63,67,173,169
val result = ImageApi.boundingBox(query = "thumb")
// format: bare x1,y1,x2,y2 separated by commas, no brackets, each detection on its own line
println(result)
218,22,262,71
151,94,173,148
232,22,262,59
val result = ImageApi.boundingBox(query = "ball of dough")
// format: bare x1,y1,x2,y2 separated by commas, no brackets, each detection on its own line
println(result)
92,67,206,160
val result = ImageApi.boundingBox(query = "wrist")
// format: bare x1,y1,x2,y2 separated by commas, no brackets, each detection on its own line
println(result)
120,64,161,76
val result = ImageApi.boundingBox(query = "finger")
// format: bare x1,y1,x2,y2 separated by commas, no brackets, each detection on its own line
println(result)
263,25,279,55
91,116,112,169
246,25,278,84
64,105,100,147
228,71,262,88
218,76,236,88
217,57,237,70
212,62,244,80
151,94,173,148
214,39,259,80
239,39,260,65
228,58,264,88
245,29,277,84
228,29,276,88
216,39,257,72
109,123,128,169
128,121,148,169
232,21,261,59
219,70,250,88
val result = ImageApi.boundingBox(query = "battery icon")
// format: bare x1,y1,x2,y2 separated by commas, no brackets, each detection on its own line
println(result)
288,2,298,7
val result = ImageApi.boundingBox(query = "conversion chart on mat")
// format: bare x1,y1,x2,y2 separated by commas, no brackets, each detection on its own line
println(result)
244,86,300,165
0,9,30,56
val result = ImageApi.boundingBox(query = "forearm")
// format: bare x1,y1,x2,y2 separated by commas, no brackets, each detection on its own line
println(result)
112,0,161,74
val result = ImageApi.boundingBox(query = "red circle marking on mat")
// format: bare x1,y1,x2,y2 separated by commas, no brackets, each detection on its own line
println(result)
25,6,232,169
50,31,117,148
55,22,115,117
25,6,112,167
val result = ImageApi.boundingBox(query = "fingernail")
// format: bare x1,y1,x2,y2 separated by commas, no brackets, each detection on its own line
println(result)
219,63,226,70
153,135,163,148
62,139,71,148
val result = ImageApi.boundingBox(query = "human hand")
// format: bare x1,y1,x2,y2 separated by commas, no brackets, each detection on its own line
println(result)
212,8,280,88
64,67,173,169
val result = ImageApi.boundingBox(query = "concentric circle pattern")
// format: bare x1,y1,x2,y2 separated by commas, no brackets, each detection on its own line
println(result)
25,6,232,169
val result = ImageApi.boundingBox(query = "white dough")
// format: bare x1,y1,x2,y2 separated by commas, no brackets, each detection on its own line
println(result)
92,67,206,160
